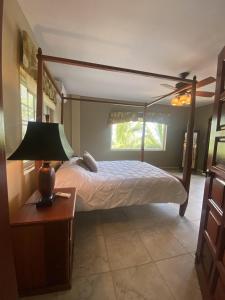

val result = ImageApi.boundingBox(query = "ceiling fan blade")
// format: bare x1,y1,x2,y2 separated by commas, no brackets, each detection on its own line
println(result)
160,83,176,90
173,76,216,95
196,77,216,88
147,76,215,108
196,91,215,97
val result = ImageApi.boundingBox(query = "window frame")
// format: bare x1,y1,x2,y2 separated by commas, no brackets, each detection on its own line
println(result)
19,67,57,172
20,83,36,136
20,79,36,171
110,121,167,151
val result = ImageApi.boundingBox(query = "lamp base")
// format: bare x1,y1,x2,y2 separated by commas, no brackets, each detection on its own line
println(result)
37,161,56,209
36,194,55,208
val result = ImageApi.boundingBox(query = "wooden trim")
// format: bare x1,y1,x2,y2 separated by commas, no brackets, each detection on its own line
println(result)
141,105,147,162
61,95,64,124
36,47,43,122
41,54,192,83
195,45,225,300
179,76,197,216
35,48,44,171
207,52,225,169
63,95,145,107
203,117,212,172
0,0,18,298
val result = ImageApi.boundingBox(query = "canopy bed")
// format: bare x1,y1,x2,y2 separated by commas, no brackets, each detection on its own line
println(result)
34,46,215,216
55,158,187,212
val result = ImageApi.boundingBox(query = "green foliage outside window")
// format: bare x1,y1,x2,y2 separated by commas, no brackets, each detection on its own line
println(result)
111,121,167,150
20,83,36,137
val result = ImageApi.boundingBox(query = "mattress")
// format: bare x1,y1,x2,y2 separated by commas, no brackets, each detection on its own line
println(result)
55,158,187,211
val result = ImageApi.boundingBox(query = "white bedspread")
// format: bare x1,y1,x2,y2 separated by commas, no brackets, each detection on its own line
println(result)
55,159,187,211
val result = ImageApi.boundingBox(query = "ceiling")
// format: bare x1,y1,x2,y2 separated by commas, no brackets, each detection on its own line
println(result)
18,0,225,106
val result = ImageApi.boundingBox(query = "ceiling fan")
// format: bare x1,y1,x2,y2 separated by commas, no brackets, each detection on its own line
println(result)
160,72,215,106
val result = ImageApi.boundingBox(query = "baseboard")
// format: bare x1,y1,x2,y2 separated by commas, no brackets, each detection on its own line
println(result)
161,166,180,170
197,169,205,175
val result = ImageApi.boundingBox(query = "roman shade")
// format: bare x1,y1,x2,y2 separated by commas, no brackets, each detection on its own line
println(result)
21,31,57,105
108,111,170,125
145,112,170,124
108,111,142,124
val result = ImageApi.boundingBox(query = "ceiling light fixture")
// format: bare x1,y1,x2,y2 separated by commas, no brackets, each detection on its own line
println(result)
171,93,191,106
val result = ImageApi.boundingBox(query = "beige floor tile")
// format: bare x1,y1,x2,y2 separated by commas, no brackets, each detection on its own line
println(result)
192,219,201,227
124,204,179,231
168,219,199,252
123,204,155,218
22,173,206,300
100,208,134,236
73,235,110,276
156,254,202,300
112,262,174,300
105,231,151,270
57,272,116,300
184,202,203,221
139,227,187,261
75,211,103,240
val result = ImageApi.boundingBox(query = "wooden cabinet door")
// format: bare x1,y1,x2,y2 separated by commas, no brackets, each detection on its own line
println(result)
196,47,225,300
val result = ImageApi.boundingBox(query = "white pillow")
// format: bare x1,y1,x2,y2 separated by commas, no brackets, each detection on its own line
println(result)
83,151,98,172
76,158,90,171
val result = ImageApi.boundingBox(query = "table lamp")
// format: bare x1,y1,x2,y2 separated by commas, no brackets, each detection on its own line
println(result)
8,121,74,208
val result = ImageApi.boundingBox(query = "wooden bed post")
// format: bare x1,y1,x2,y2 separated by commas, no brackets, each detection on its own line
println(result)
36,47,43,122
38,50,214,216
35,48,44,171
61,94,64,124
141,104,147,162
179,76,197,216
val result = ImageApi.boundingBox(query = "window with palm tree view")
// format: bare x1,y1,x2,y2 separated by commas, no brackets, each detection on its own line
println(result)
111,121,167,150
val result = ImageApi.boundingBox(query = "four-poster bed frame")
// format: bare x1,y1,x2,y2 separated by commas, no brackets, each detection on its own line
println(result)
36,47,197,216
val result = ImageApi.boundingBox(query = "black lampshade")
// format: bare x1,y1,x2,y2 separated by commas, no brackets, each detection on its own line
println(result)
8,121,74,161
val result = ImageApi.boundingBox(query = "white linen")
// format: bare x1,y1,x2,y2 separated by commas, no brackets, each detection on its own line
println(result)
55,159,187,211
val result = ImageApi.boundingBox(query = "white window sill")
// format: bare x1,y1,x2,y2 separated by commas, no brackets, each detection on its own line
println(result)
110,149,166,152
23,162,35,175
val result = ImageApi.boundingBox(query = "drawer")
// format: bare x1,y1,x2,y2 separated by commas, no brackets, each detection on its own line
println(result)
206,211,220,246
222,232,225,268
45,221,70,285
211,177,225,208
202,241,213,279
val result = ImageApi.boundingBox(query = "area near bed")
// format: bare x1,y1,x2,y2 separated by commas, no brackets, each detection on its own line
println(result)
2,1,225,299
55,158,186,211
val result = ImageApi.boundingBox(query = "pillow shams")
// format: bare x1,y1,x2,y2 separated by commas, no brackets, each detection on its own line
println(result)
83,151,98,172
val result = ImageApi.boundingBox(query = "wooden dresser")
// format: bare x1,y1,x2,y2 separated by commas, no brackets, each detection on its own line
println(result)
10,187,76,297
196,46,225,299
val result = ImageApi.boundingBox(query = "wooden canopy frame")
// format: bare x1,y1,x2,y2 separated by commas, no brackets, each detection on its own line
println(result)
36,47,196,216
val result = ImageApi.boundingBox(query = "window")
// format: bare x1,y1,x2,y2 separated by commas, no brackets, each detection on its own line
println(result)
43,105,54,123
111,121,167,150
20,83,36,137
20,82,36,171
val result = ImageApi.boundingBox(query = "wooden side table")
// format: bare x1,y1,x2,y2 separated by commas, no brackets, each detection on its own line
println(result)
10,187,76,297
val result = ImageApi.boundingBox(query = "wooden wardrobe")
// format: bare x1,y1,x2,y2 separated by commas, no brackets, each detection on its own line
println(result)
196,46,225,299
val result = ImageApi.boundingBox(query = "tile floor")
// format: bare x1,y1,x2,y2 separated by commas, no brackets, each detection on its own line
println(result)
22,173,205,300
